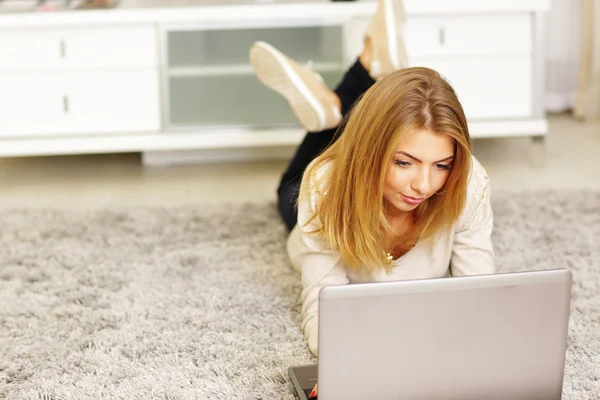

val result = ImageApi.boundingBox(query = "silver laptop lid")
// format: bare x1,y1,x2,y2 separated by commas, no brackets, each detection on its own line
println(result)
317,269,572,400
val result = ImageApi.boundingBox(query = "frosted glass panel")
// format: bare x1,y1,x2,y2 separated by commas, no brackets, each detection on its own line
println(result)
168,27,343,67
169,71,342,127
164,25,345,129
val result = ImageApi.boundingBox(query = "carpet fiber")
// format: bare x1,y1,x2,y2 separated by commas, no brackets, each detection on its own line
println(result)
0,191,599,399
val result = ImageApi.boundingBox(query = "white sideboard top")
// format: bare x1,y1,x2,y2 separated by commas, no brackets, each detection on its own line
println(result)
0,0,551,28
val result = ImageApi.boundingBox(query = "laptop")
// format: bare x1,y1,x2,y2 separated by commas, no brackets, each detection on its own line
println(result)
289,269,572,400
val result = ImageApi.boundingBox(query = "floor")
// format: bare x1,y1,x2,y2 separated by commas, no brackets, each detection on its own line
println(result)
0,113,598,210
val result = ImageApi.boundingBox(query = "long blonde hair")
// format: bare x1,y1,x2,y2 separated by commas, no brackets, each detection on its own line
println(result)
300,67,472,271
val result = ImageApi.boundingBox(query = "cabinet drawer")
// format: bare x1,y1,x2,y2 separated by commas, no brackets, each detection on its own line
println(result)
410,58,532,120
64,69,161,134
0,25,157,72
0,73,68,136
0,69,160,137
405,14,532,58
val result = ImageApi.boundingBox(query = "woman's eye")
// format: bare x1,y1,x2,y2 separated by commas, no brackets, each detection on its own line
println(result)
395,160,411,167
435,163,452,171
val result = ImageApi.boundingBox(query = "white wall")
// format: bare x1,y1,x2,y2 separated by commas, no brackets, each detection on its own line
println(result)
545,0,582,112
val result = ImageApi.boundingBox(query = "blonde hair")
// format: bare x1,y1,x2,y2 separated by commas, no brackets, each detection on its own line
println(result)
300,67,472,271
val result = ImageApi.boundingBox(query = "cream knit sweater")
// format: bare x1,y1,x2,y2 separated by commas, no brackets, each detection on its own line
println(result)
286,156,495,356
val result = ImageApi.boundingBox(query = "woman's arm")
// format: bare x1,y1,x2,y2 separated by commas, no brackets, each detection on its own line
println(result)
288,161,349,356
296,230,349,356
450,157,495,276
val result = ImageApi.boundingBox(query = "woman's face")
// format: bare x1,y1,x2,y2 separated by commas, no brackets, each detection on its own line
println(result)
383,129,455,215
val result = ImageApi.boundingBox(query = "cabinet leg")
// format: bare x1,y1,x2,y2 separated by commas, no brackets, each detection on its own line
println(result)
531,135,545,144
529,134,546,168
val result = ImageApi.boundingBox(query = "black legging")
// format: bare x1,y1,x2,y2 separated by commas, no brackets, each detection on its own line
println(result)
277,59,376,231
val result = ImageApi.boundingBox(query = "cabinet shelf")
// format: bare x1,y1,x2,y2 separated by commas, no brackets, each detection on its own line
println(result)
168,62,342,78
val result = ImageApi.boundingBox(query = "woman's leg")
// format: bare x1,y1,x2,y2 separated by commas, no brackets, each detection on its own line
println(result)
251,0,407,230
277,54,377,231
250,41,343,133
276,126,338,232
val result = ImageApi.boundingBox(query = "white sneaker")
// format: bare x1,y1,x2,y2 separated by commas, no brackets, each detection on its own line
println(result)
366,0,408,78
249,41,342,132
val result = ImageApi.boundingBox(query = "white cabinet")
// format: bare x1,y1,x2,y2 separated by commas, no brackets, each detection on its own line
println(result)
349,12,540,123
0,70,160,137
0,24,161,139
64,70,160,134
0,73,67,136
404,14,532,57
0,0,550,160
50,26,158,69
400,13,536,121
0,33,63,72
414,58,533,120
0,25,157,71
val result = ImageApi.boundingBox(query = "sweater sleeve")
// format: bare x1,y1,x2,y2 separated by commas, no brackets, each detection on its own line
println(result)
450,156,495,276
295,162,349,356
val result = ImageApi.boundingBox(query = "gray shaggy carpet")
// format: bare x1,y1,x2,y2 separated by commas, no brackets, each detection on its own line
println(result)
0,191,598,399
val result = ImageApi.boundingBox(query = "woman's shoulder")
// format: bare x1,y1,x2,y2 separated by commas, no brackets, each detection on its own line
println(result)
304,158,334,197
466,155,489,195
456,155,491,231
296,158,334,225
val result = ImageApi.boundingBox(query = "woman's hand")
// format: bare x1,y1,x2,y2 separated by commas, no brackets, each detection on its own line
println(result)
309,383,318,398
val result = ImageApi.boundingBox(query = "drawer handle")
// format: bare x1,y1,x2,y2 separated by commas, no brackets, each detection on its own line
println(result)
63,95,69,113
439,27,445,45
60,39,66,59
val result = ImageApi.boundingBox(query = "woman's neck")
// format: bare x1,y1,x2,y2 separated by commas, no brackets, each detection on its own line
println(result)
386,211,414,236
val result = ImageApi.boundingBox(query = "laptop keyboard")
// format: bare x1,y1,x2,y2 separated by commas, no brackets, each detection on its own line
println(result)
303,389,317,399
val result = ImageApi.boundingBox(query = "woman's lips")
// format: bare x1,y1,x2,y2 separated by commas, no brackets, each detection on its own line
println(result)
401,194,425,205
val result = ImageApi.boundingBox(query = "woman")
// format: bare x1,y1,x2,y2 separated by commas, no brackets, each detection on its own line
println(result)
251,0,408,233
250,0,494,360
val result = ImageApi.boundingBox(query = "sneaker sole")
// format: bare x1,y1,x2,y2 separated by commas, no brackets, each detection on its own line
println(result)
250,42,326,132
